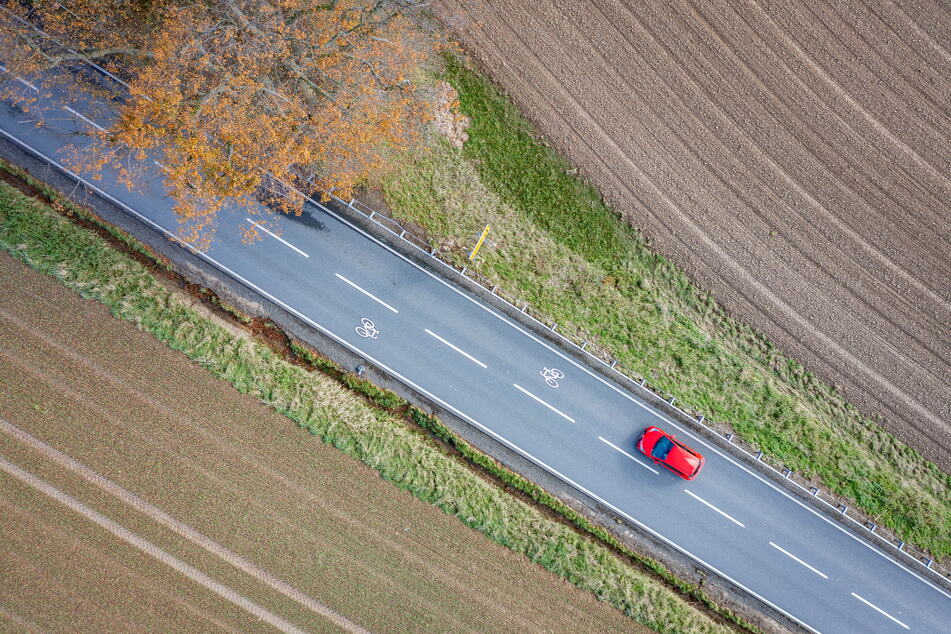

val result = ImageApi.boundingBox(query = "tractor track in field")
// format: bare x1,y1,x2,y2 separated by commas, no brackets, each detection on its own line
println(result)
436,0,951,470
0,252,643,633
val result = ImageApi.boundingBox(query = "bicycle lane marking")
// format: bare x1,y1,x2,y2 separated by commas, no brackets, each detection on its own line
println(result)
540,367,564,388
8,42,951,611
0,124,823,629
355,318,379,339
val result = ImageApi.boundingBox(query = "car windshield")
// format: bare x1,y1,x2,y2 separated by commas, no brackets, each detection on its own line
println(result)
651,436,674,460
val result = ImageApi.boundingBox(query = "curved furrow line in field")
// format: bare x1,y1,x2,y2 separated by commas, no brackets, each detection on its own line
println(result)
861,0,951,89
667,0,951,246
440,0,951,464
0,311,544,632
617,0,951,278
504,0,948,383
727,3,951,243
673,0,951,260
0,348,393,595
825,1,951,114
888,0,951,59
581,0,950,354
800,1,951,138
606,0,951,319
763,4,947,180
0,500,245,633
756,1,951,185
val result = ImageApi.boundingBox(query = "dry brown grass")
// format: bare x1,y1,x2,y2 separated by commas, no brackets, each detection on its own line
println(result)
0,179,729,632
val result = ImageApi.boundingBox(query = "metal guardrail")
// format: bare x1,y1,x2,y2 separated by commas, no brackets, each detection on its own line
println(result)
333,192,950,586
4,3,945,586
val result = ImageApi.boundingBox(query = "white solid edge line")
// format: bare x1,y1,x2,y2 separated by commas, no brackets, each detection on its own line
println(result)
272,185,951,601
684,489,745,528
0,123,821,631
769,542,829,579
0,129,881,634
46,101,951,598
246,218,309,258
0,5,131,90
512,384,575,423
334,273,398,314
597,436,658,474
850,593,910,630
6,18,946,602
61,105,106,132
0,457,306,634
425,328,487,368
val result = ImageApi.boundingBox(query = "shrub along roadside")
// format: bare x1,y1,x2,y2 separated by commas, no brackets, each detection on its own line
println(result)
0,174,746,631
374,55,950,561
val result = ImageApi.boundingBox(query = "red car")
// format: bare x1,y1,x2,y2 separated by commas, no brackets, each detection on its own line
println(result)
637,426,705,480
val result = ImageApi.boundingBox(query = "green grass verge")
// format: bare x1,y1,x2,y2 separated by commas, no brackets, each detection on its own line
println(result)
373,55,950,560
289,339,749,628
0,176,742,632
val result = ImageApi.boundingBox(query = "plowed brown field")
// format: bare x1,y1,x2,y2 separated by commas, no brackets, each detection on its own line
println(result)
0,252,643,633
435,0,951,470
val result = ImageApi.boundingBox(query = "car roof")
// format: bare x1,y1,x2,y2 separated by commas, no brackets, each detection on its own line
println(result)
664,440,701,475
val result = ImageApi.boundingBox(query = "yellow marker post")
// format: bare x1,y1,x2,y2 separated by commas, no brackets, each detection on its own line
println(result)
468,224,491,261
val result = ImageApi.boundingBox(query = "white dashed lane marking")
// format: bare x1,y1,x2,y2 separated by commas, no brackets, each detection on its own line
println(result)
513,384,575,423
425,329,487,368
769,542,828,579
598,436,658,474
62,105,106,131
335,273,398,313
246,218,309,258
0,65,38,92
684,489,745,528
851,593,909,630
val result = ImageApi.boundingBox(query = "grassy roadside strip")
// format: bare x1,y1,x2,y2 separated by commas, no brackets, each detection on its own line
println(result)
0,170,748,632
289,339,728,618
375,55,950,561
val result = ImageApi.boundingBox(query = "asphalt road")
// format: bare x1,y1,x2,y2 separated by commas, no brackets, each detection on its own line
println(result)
1,66,949,633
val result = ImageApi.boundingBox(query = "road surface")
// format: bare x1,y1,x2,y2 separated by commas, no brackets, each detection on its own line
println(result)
1,65,948,633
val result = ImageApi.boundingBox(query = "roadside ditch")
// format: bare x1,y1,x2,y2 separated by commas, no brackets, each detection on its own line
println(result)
0,150,764,632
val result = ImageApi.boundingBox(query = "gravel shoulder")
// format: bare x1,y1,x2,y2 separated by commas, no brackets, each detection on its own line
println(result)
0,252,644,633
435,0,951,470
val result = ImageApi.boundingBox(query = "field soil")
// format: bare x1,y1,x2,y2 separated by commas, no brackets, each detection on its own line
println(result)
435,0,951,470
0,252,644,633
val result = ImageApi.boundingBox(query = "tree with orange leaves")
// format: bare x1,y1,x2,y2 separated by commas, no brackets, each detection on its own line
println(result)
1,1,435,246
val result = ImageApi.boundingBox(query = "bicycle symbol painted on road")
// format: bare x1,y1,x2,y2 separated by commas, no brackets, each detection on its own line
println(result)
540,367,564,388
355,317,379,339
